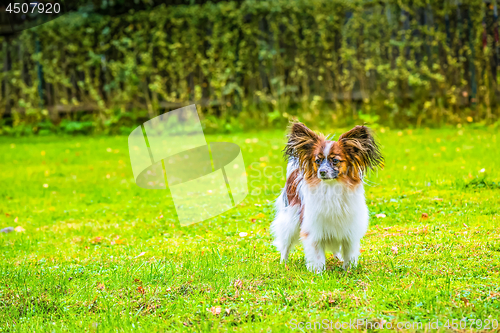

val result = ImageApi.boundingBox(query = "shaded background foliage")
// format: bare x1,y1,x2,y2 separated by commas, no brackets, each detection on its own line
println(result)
1,0,500,135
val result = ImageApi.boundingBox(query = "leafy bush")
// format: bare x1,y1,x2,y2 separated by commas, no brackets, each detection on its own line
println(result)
1,0,499,134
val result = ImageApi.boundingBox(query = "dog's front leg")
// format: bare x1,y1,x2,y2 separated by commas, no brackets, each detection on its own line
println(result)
341,238,360,271
302,234,326,274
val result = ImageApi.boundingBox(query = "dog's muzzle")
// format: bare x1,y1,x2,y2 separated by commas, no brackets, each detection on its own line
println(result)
318,168,339,180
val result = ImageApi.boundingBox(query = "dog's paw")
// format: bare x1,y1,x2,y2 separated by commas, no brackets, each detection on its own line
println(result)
306,262,325,274
342,257,358,271
280,253,289,264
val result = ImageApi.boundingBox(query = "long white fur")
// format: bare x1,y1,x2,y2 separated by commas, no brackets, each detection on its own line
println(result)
271,158,369,273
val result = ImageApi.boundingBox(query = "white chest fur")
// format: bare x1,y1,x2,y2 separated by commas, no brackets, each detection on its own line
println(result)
300,181,369,242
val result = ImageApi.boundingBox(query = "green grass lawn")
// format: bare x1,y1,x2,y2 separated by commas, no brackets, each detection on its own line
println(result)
1,127,499,332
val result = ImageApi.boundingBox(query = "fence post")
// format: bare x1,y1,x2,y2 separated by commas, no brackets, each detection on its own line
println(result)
35,33,45,109
494,0,499,86
467,6,477,108
2,39,11,116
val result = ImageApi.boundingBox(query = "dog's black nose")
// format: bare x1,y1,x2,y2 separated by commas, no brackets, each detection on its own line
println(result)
320,170,326,177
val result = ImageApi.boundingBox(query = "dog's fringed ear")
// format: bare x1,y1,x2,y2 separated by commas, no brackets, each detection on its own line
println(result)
338,125,384,175
283,122,320,165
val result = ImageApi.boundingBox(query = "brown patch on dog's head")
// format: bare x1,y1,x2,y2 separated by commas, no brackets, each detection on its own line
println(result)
284,122,325,182
337,125,384,183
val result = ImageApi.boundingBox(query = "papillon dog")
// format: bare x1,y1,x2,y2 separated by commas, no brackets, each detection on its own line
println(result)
271,122,383,273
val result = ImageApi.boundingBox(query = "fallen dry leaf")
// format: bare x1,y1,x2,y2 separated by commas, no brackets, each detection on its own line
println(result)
234,280,243,289
91,236,103,244
328,292,335,304
376,214,386,218
207,306,221,315
391,246,398,255
414,226,429,235
225,308,231,315
135,252,146,258
14,226,25,232
487,292,500,300
239,232,248,237
137,286,146,295
70,237,82,243
421,213,429,219
111,237,126,245
382,232,405,238
97,283,105,291
433,198,443,201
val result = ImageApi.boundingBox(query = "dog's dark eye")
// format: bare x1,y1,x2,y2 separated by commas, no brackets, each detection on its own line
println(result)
332,158,340,165
315,158,322,164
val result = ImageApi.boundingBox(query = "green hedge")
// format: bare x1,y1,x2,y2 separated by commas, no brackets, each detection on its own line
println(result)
1,0,499,134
